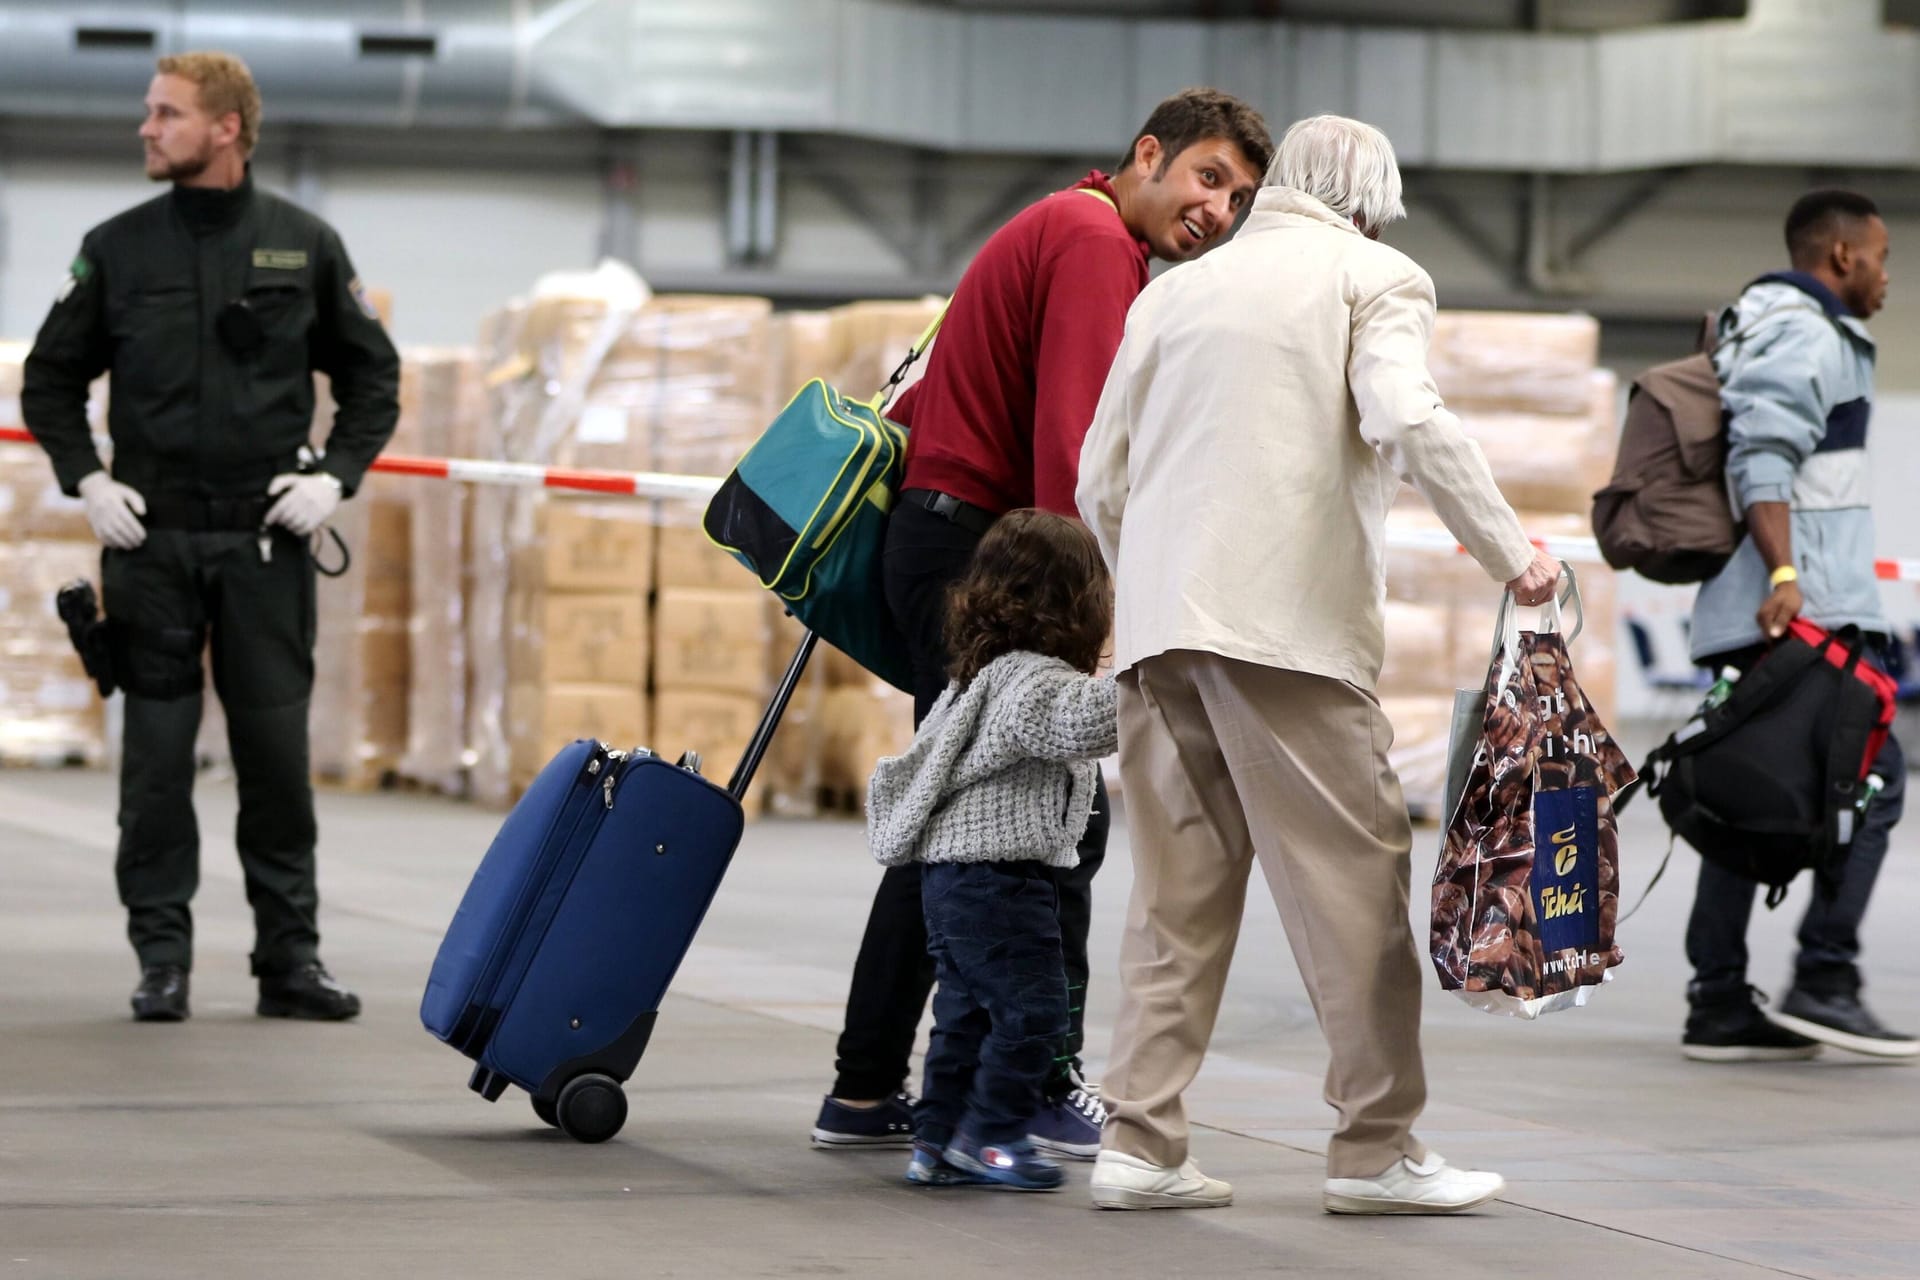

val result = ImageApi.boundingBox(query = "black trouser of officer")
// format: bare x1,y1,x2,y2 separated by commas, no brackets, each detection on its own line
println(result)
104,501,320,979
829,493,1108,1104
1686,638,1908,1004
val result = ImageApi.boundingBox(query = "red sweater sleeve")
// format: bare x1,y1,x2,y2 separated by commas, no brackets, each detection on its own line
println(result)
885,380,921,430
1031,235,1143,516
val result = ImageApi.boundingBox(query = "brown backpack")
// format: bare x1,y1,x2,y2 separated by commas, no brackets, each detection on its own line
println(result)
1591,342,1741,584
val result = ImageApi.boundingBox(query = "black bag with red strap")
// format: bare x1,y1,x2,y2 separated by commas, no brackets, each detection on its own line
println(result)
1631,620,1897,906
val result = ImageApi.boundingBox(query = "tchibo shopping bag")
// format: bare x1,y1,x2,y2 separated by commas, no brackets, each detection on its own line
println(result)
1430,568,1637,1018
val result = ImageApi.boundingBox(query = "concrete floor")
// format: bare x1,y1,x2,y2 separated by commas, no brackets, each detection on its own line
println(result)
2,745,1917,1279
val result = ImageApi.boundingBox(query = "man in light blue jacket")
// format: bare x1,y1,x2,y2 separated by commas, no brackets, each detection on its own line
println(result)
1683,189,1915,1063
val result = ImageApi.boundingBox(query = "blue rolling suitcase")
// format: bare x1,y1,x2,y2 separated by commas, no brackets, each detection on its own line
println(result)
421,634,817,1142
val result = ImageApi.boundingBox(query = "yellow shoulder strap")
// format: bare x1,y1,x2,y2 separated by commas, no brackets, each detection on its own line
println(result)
865,299,949,410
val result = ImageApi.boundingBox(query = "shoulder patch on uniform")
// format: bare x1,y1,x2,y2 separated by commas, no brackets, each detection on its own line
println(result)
55,255,93,303
348,276,382,321
253,248,309,270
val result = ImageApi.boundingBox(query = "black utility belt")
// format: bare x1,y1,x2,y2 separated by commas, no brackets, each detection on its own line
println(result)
900,488,1000,537
138,494,275,533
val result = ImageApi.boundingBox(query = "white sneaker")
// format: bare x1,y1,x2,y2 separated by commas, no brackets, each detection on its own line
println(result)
1323,1153,1504,1215
1090,1150,1232,1210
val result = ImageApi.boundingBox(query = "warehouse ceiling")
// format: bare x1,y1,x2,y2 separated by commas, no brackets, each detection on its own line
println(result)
927,1,1748,27
0,0,1912,171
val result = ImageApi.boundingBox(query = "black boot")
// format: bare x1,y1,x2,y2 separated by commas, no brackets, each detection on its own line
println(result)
131,964,190,1022
1772,983,1919,1060
257,961,361,1021
1682,987,1818,1062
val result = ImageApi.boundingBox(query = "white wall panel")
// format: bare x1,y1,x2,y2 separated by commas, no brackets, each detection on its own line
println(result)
838,1,963,149
321,166,601,346
1432,33,1593,170
1717,28,1920,168
774,182,910,276
1290,26,1354,120
1353,31,1434,167
1593,28,1718,171
1129,21,1210,128
1206,22,1282,132
1,161,154,342
960,16,1132,154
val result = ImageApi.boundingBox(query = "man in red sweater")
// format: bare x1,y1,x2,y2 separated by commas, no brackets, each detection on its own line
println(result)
811,88,1273,1163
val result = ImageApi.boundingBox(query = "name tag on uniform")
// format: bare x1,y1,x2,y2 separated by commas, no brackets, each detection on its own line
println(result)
252,249,308,270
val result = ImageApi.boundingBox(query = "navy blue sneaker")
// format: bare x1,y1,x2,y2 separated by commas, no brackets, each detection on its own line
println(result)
810,1092,916,1149
944,1133,1064,1191
1028,1086,1106,1159
905,1140,988,1187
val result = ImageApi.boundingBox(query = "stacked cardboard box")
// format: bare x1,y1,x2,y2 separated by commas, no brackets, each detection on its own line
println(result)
651,506,770,812
764,298,944,414
814,651,915,813
396,349,483,794
467,291,775,806
0,343,109,766
466,292,938,812
604,295,772,477
505,498,655,791
0,539,105,765
311,486,411,787
748,303,936,813
307,292,411,790
1381,312,1621,819
825,299,946,402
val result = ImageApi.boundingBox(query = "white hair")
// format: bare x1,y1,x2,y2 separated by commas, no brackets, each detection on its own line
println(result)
1266,115,1406,235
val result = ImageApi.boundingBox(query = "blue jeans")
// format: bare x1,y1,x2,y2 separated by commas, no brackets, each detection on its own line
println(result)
916,860,1070,1148
1686,640,1908,1002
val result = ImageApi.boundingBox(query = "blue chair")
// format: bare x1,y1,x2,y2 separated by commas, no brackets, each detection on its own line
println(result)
1626,616,1712,693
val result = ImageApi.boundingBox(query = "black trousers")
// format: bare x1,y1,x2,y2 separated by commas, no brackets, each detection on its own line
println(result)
103,527,321,977
830,500,1107,1101
1685,641,1908,1003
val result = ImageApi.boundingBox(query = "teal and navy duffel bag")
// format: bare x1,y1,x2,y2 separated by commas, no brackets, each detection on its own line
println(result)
703,309,944,692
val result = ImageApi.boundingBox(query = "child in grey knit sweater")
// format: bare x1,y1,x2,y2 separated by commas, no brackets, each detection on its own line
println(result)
866,509,1117,1192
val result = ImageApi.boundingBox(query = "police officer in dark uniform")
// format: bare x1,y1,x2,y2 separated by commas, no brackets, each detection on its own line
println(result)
23,52,399,1023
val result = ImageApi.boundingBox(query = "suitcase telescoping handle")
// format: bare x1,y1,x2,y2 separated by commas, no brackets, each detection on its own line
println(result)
727,629,820,801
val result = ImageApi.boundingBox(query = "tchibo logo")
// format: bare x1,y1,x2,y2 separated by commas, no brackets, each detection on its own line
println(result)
1541,825,1585,919
1540,883,1587,920
1552,825,1579,876
1543,950,1592,976
1532,788,1601,954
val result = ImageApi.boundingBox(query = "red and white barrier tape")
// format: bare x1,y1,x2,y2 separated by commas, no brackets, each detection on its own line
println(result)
0,425,719,504
5,426,1917,582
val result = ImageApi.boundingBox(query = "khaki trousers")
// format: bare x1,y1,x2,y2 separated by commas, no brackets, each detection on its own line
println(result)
1101,650,1431,1179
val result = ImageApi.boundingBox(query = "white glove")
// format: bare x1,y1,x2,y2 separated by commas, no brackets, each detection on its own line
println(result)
265,472,343,537
77,470,148,549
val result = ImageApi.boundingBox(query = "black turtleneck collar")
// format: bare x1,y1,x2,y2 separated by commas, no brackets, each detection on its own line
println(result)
171,166,254,236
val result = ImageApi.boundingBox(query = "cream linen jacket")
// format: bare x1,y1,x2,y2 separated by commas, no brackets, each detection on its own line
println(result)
1076,186,1535,688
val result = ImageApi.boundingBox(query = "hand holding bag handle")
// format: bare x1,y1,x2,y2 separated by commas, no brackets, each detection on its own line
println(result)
1490,560,1582,690
1442,561,1580,835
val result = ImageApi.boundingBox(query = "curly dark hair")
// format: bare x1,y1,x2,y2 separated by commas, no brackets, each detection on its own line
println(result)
945,509,1113,685
1118,87,1274,183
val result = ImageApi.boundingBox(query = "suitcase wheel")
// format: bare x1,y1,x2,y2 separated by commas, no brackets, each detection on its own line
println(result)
556,1073,627,1144
531,1093,560,1129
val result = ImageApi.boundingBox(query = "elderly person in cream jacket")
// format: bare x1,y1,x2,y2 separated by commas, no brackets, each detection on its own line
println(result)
1077,115,1560,1216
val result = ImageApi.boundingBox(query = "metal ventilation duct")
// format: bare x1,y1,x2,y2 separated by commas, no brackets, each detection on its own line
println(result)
0,0,1909,172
